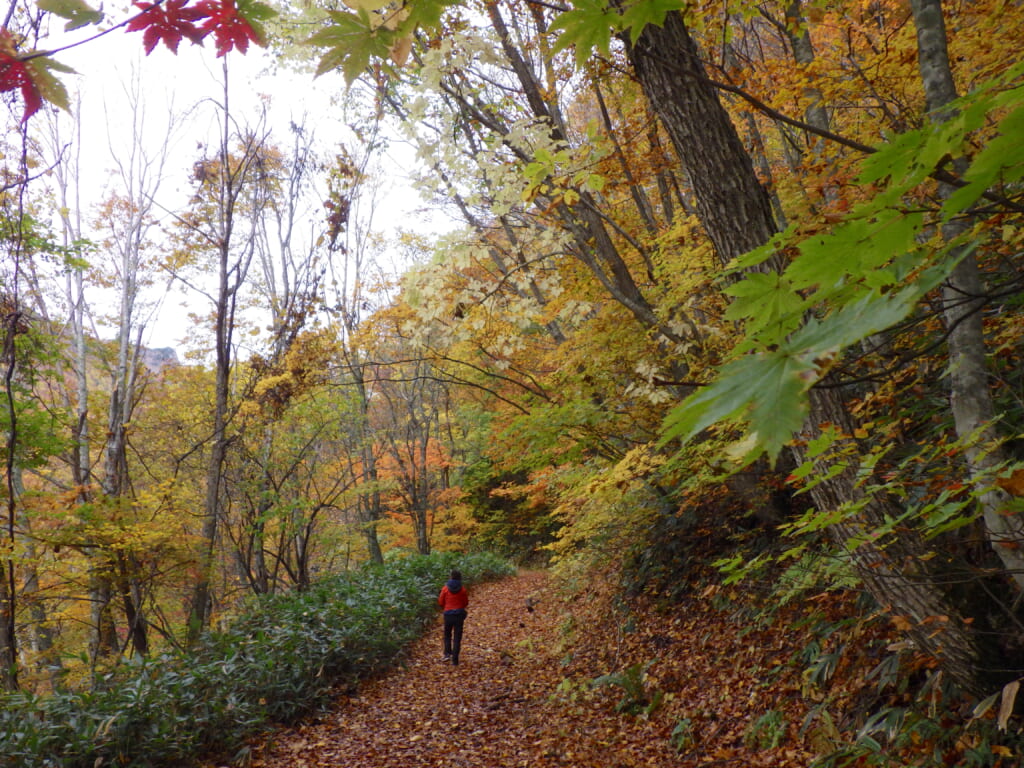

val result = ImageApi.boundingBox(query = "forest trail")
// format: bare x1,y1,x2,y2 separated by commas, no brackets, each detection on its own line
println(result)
239,570,819,768
244,570,585,768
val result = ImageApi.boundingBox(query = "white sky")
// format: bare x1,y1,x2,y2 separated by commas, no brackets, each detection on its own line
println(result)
43,17,442,351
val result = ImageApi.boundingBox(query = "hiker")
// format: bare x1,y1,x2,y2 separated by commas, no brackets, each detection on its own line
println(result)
438,569,469,665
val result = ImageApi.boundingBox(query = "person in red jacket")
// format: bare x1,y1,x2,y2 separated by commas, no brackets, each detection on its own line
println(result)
438,569,469,665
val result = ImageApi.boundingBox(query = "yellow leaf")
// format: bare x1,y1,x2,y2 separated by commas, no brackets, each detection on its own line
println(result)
342,0,392,10
891,615,913,631
997,679,1020,731
390,35,412,66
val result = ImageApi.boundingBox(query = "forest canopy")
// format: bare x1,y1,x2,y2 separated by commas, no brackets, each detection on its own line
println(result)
3,0,1024,763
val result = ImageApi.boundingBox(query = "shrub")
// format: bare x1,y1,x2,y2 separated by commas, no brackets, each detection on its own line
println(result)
0,551,514,768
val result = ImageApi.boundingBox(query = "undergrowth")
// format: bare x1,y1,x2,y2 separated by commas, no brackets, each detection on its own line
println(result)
0,551,513,768
596,493,1024,766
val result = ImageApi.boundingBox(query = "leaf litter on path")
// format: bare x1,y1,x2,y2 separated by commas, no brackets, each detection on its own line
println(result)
234,569,822,768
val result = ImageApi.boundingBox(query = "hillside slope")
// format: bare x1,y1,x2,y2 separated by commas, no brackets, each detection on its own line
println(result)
238,570,836,768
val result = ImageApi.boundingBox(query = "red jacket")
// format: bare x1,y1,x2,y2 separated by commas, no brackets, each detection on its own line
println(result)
438,581,469,613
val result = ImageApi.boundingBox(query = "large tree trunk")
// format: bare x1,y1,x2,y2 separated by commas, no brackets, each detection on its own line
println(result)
805,388,991,695
624,13,778,266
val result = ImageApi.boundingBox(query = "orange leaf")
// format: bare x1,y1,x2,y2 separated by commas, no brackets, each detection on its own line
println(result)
997,468,1024,496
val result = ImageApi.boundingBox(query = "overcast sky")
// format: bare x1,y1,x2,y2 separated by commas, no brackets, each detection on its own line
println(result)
44,20,436,352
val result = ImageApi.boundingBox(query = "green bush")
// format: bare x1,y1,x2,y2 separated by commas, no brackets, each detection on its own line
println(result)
0,551,514,768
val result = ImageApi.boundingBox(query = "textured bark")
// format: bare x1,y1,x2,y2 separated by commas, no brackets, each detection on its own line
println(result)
805,389,989,694
625,13,779,266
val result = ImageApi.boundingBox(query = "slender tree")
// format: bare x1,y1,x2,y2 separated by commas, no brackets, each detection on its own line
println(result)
185,63,271,642
910,0,1024,588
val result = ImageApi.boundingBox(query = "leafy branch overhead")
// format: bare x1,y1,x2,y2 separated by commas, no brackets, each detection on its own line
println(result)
661,64,1024,463
305,0,454,84
0,0,275,121
305,0,696,83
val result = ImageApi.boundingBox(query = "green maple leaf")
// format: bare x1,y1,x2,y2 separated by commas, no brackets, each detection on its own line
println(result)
549,0,620,67
788,287,922,356
306,10,391,84
747,353,812,460
944,96,1024,216
722,271,806,344
406,0,459,29
619,0,686,43
37,0,103,31
660,351,812,462
237,0,276,20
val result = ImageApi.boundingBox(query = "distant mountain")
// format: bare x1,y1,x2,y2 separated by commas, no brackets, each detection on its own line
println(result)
142,347,179,372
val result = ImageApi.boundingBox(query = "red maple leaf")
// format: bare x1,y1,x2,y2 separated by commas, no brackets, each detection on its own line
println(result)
195,0,260,56
0,34,42,122
127,0,207,55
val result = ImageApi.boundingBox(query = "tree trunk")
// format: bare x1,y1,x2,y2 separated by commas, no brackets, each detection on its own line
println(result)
624,13,778,266
2,307,21,691
804,388,990,695
910,0,1024,589
189,281,230,642
188,66,238,642
88,575,119,662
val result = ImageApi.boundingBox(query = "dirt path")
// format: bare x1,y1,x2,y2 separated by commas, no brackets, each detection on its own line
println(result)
246,570,576,768
240,570,821,768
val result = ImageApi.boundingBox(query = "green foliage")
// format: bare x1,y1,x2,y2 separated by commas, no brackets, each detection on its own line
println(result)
548,0,620,66
812,702,1024,767
236,0,278,45
549,0,689,65
660,65,1024,463
591,660,663,716
304,0,458,84
0,551,513,768
36,0,103,31
743,709,788,750
306,9,392,83
0,329,72,470
670,717,695,751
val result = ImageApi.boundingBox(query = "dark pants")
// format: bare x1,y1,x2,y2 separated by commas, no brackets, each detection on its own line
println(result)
443,611,466,664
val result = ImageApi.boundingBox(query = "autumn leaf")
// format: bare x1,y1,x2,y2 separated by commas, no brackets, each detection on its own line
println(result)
0,50,42,121
997,467,1024,496
0,32,74,121
997,680,1020,732
126,0,207,54
197,0,274,56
